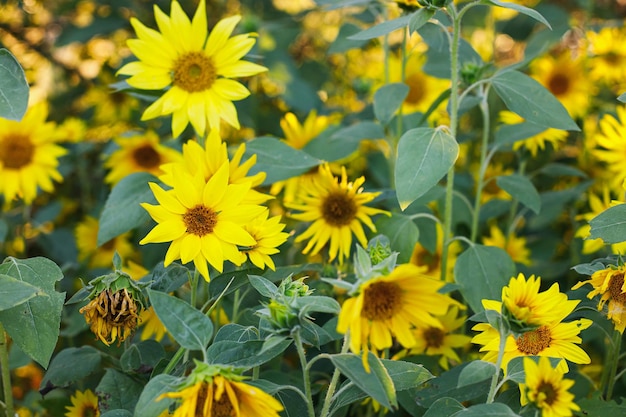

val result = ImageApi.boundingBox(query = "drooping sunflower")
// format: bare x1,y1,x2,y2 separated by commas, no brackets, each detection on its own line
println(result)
573,263,626,333
117,0,267,137
482,225,532,266
65,389,100,417
337,263,463,370
0,101,66,207
591,106,626,189
287,163,389,264
104,131,182,185
75,216,136,269
499,110,569,157
140,161,265,280
520,356,580,417
159,362,283,417
241,209,289,270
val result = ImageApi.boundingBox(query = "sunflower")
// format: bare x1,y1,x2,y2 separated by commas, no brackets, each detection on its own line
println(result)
65,389,100,417
573,263,626,333
574,185,626,254
0,101,66,207
117,0,267,137
287,163,389,264
104,131,183,185
394,305,472,370
159,362,283,417
499,111,568,157
409,222,462,282
529,51,592,119
75,216,136,269
241,209,289,270
337,263,463,370
140,161,266,280
587,26,626,88
482,225,532,266
591,106,626,189
520,356,580,417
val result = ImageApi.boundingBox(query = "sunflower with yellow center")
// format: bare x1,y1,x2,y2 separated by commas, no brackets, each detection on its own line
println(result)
0,102,66,207
587,26,626,88
573,263,626,333
75,216,136,269
529,52,592,119
499,111,569,157
591,106,626,189
287,163,389,264
65,389,100,417
159,362,283,417
409,222,462,282
393,305,471,370
482,225,532,266
104,131,182,185
337,263,463,370
117,0,267,137
140,161,265,280
520,357,580,417
241,209,289,270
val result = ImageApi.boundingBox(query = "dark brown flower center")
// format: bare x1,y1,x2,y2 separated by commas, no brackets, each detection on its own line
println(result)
322,192,357,227
608,272,626,303
133,144,161,169
173,52,217,93
0,133,34,169
412,249,440,274
212,390,236,417
404,73,426,105
183,205,217,236
515,325,551,355
537,381,558,405
84,404,99,417
195,383,209,417
361,281,403,321
548,72,570,96
423,327,445,348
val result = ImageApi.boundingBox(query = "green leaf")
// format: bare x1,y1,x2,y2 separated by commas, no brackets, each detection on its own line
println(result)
97,369,144,413
380,359,433,390
618,92,626,103
39,346,102,393
374,83,409,125
589,204,626,244
0,48,29,121
0,257,64,368
143,262,189,293
147,289,213,351
120,340,165,374
248,275,279,298
496,174,541,214
414,361,491,407
452,403,520,416
328,23,368,53
244,136,321,185
491,70,579,131
409,8,436,33
213,324,259,343
330,353,397,410
0,274,42,310
484,0,551,28
423,397,465,417
493,121,548,148
293,296,340,315
458,360,496,387
375,213,419,263
206,337,291,368
395,128,459,210
577,397,626,417
303,121,384,162
348,15,411,40
454,245,515,313
134,374,180,417
97,172,157,246
100,411,133,417
0,218,7,243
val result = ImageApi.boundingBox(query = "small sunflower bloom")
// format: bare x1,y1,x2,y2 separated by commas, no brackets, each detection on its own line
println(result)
159,362,283,417
521,357,580,417
241,209,289,270
104,131,183,185
117,0,267,136
287,163,389,264
482,225,532,266
0,101,66,207
573,263,626,333
75,216,136,269
337,263,463,370
500,110,568,157
65,389,100,417
587,26,626,87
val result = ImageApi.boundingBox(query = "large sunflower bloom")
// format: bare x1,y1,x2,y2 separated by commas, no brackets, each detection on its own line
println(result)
117,0,267,137
520,357,580,417
337,263,463,370
140,161,265,280
573,263,626,333
287,163,389,264
65,389,99,417
0,102,66,207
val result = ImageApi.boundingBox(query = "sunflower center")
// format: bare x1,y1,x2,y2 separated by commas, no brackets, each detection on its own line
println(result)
212,391,236,417
322,192,357,226
133,144,162,169
101,239,116,251
172,52,217,93
0,133,35,169
195,383,209,416
536,381,558,405
361,281,403,321
84,405,99,417
608,273,626,303
548,73,570,96
515,325,552,355
412,250,440,274
423,327,445,348
404,73,426,105
183,205,218,236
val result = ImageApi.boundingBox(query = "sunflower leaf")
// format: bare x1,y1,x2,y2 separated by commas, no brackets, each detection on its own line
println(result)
589,204,626,244
618,92,626,103
0,48,29,121
134,374,180,417
483,0,551,29
496,174,541,214
0,274,43,311
450,403,520,416
374,83,409,125
347,14,411,40
423,398,465,417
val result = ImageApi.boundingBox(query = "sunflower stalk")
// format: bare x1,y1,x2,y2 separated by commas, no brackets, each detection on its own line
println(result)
0,325,14,417
319,333,351,417
604,328,622,400
470,88,492,242
293,329,316,417
486,324,509,403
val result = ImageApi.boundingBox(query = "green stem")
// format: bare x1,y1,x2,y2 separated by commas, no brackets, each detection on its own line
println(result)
486,325,508,403
163,346,186,375
605,329,622,400
0,324,15,417
293,330,316,417
319,334,351,417
506,158,527,237
470,90,491,242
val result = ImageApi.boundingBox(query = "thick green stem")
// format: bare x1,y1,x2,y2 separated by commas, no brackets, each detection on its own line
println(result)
486,325,509,403
0,325,14,417
293,330,316,417
319,334,351,417
605,329,623,400
470,91,491,242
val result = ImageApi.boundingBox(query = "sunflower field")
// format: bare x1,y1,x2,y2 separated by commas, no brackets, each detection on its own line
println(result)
1,0,626,416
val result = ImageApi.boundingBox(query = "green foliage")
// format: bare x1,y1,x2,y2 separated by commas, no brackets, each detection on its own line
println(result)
0,48,29,121
374,83,410,125
496,174,541,214
589,204,626,244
